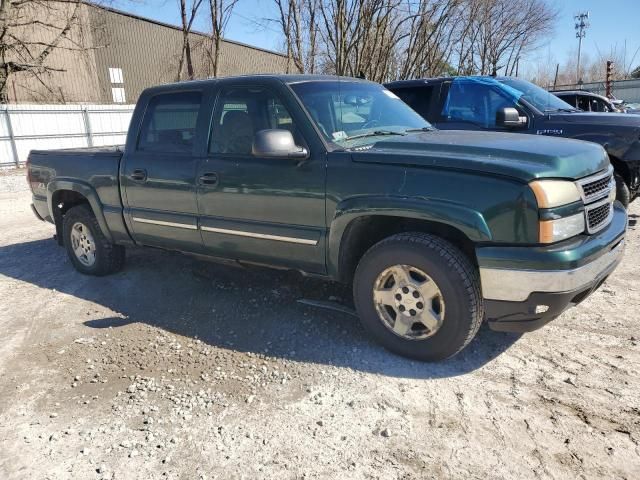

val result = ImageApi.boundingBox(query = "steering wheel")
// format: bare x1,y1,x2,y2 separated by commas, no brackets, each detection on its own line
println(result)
362,119,380,129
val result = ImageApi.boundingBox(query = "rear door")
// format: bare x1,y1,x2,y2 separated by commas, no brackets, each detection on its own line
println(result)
196,83,327,273
121,89,208,252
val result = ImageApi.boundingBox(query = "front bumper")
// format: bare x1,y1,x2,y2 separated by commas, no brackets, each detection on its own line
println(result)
478,202,627,332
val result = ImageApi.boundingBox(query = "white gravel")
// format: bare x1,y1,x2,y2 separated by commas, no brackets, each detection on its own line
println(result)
0,169,28,193
0,172,639,479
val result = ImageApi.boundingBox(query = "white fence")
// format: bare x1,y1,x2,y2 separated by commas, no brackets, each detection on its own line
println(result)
0,104,135,168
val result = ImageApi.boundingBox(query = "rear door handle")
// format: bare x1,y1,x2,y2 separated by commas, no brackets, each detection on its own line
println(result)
199,172,218,185
130,168,147,182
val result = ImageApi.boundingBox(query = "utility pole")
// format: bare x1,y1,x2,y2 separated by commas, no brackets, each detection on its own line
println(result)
574,12,590,85
606,61,614,98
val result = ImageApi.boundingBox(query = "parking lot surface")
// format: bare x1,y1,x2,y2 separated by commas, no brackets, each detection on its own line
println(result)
1,169,639,479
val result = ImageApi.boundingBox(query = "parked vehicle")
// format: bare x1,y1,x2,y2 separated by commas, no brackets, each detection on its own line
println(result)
625,103,640,114
551,90,625,113
28,75,626,361
386,76,640,207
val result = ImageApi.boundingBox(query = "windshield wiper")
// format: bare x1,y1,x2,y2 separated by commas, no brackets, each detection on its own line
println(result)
343,130,407,141
404,126,435,133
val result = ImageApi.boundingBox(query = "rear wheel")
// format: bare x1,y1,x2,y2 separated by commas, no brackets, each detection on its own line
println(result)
62,204,125,276
353,232,483,361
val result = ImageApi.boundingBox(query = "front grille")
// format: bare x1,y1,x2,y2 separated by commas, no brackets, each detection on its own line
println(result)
585,200,613,234
582,176,611,199
577,167,614,203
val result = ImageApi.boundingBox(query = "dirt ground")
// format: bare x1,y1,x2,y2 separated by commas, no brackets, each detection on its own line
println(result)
1,168,639,480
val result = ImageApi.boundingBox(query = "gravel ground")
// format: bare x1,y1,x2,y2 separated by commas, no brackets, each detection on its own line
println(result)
1,169,639,480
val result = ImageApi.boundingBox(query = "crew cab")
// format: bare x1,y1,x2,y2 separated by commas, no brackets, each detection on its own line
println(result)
28,75,626,361
386,76,640,206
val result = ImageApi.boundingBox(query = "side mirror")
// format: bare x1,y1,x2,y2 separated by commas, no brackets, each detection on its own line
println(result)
496,107,526,129
252,129,308,159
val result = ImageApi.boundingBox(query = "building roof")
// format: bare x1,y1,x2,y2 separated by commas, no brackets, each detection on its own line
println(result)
87,2,289,59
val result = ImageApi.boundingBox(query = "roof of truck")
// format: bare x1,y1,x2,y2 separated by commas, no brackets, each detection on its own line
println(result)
159,74,372,88
385,76,514,89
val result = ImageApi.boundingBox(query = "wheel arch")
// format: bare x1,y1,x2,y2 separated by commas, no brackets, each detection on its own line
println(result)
329,196,490,282
48,179,113,244
608,154,630,186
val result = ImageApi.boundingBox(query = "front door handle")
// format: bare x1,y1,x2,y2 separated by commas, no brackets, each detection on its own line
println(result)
130,168,147,182
199,172,218,186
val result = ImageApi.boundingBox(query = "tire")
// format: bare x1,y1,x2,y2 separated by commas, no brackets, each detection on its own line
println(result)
614,172,630,208
62,204,125,276
353,232,483,361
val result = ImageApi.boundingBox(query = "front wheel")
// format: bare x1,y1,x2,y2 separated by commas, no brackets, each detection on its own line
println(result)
614,172,630,208
62,204,125,276
353,233,483,361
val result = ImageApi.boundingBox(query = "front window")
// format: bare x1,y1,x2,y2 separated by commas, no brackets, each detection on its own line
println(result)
498,78,578,113
289,81,431,148
440,78,521,128
209,86,301,155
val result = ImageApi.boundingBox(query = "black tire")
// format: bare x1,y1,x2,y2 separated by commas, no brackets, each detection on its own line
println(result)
62,204,125,276
614,172,630,208
353,232,483,361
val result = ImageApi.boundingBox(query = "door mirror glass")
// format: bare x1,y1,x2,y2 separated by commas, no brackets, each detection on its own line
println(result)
496,107,526,129
252,129,308,159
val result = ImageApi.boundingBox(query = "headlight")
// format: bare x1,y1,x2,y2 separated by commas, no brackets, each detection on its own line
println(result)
539,213,585,243
529,180,582,208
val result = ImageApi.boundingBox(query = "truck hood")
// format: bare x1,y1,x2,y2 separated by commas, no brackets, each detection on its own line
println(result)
351,130,609,182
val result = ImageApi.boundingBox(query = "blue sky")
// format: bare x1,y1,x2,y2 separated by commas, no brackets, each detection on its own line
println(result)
116,0,640,74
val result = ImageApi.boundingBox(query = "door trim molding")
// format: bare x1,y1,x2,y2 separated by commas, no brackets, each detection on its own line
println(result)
200,226,318,245
132,217,198,230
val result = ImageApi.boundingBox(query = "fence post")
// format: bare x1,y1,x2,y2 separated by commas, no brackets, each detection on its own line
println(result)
82,106,94,148
4,108,20,167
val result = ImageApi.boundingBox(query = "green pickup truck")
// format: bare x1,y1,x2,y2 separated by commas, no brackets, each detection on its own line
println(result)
27,75,627,361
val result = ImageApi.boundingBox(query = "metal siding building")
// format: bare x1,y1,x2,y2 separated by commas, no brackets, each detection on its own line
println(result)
9,3,292,104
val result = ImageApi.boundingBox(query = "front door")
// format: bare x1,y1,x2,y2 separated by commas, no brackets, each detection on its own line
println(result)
433,80,524,131
121,90,206,252
197,84,327,273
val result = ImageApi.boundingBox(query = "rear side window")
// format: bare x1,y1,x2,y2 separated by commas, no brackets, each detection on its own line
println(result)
137,92,202,153
393,86,434,119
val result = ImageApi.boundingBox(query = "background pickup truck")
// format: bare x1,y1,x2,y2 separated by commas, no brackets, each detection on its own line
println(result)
28,75,626,361
386,76,640,206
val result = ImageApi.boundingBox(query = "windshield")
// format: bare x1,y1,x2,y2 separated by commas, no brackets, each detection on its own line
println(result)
498,77,578,113
289,81,432,148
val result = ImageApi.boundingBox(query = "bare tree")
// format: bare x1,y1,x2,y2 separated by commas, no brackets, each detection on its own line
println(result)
268,0,556,81
316,0,417,82
207,0,239,77
462,0,556,76
398,0,468,79
178,0,204,81
271,0,319,73
0,0,87,102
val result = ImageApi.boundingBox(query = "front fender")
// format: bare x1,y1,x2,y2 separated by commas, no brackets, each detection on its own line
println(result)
47,178,114,243
327,195,491,278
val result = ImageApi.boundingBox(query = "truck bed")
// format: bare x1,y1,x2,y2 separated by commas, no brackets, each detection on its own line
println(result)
27,145,125,231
